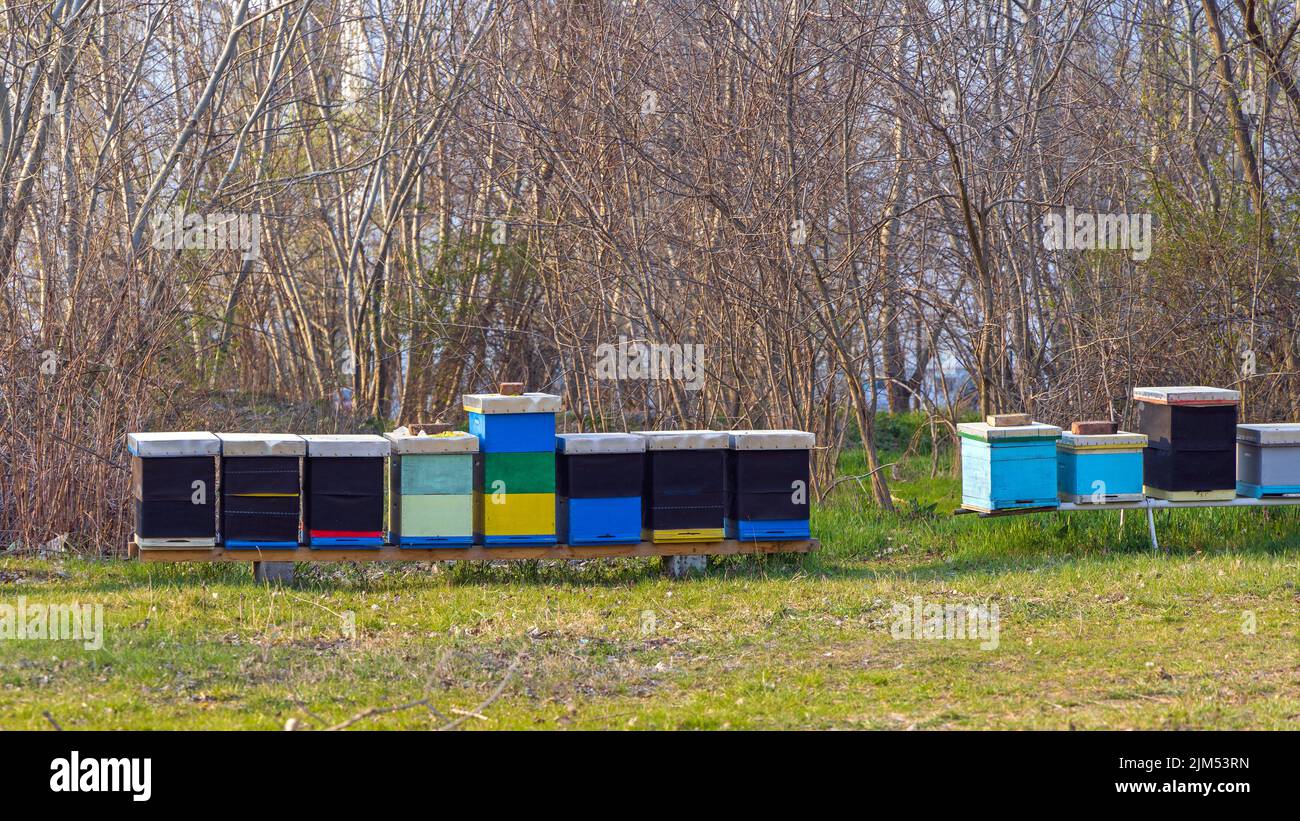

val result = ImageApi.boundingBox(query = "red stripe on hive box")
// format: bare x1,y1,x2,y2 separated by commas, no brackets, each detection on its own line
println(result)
309,529,384,538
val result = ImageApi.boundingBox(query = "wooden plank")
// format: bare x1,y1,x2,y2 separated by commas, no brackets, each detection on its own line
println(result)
955,496,1300,514
132,538,819,563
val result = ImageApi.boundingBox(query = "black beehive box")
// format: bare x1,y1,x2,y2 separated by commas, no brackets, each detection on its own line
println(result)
301,435,390,547
557,451,644,499
221,455,301,543
1136,402,1237,450
724,430,815,540
634,431,729,542
127,432,220,547
216,433,307,547
726,448,811,521
1132,387,1240,499
304,456,386,533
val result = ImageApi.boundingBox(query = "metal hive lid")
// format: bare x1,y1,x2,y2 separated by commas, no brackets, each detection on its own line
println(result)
1236,423,1300,445
462,392,562,414
127,431,221,457
301,434,390,457
384,429,479,454
556,433,646,454
957,422,1062,442
727,430,815,450
632,430,729,450
1132,386,1240,405
215,432,307,456
1059,431,1147,448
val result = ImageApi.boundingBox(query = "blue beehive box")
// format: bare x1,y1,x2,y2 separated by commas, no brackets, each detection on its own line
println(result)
1056,431,1146,503
465,392,559,452
959,421,1062,512
556,433,644,545
562,497,643,545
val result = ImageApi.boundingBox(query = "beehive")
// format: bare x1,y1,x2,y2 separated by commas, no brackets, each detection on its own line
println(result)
634,430,729,543
465,392,559,452
384,428,477,545
725,430,815,540
1236,424,1300,497
1134,386,1239,501
1056,431,1146,503
556,433,645,545
216,433,305,548
127,432,220,549
959,421,1062,511
464,390,561,545
302,435,389,547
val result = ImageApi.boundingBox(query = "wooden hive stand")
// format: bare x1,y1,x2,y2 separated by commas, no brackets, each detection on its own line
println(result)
129,539,820,581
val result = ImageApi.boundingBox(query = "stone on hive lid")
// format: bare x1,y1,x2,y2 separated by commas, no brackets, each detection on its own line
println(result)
986,413,1031,427
1071,420,1117,435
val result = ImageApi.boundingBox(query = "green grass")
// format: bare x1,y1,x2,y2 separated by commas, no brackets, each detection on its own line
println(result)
2,433,1299,730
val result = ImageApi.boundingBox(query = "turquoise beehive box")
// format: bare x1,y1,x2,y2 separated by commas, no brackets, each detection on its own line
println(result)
1056,431,1146,503
384,428,477,546
959,421,1062,512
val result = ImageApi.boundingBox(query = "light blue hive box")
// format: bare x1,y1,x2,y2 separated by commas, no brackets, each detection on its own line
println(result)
1236,423,1300,497
1056,430,1146,503
959,421,1062,512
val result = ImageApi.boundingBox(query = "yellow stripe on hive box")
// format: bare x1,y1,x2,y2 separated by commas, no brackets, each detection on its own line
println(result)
644,528,725,544
476,491,556,537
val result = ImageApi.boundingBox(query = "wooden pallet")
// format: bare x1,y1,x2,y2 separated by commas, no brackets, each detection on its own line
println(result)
129,538,819,563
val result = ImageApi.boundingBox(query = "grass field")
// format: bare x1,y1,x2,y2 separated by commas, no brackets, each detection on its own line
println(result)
3,420,1299,730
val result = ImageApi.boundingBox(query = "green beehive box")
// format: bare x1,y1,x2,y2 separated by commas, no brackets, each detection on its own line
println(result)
479,451,556,495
